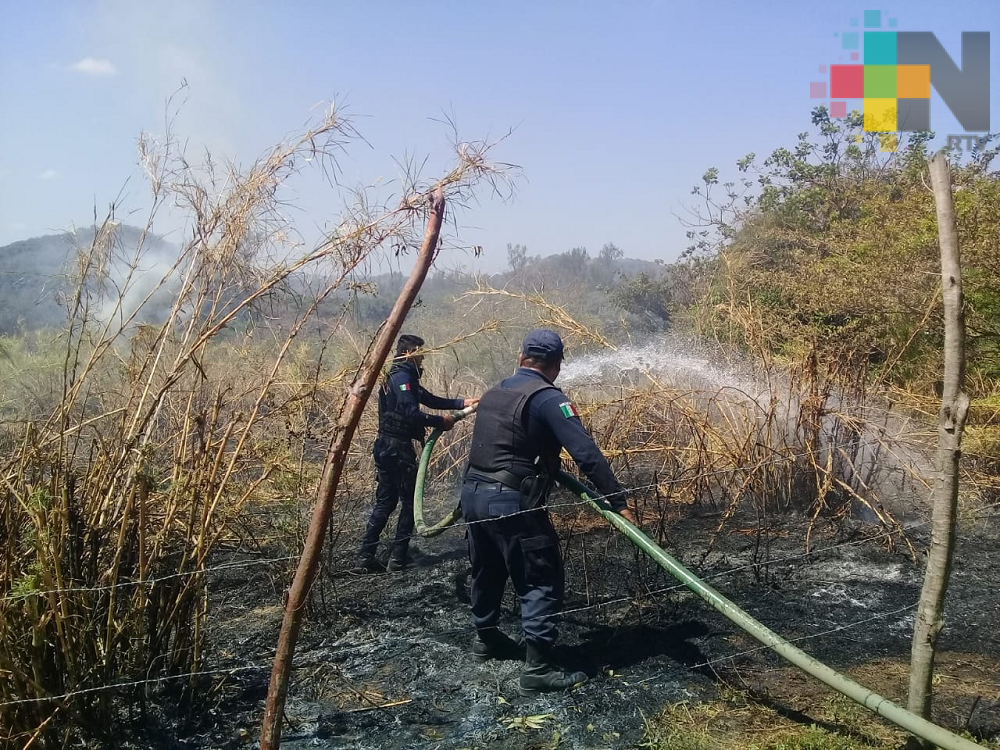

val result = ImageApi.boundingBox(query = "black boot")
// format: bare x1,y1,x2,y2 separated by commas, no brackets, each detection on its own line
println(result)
387,546,428,572
351,555,383,574
518,642,587,697
471,629,525,662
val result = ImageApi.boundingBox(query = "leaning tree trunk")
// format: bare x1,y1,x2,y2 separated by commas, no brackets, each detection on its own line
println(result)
907,153,970,731
260,187,446,750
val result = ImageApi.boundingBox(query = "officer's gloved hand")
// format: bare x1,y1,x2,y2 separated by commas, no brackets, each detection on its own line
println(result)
463,397,480,409
440,415,456,431
618,507,638,525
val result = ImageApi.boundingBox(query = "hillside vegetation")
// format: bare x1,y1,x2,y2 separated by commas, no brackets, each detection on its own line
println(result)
619,111,1000,400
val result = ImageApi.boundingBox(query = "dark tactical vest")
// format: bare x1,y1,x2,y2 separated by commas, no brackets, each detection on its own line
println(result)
466,375,562,501
377,362,424,441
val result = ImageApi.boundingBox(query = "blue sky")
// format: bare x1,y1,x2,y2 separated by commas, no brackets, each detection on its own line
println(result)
1,0,997,272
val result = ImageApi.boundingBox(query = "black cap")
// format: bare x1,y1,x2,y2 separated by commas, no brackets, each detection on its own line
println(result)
521,329,564,361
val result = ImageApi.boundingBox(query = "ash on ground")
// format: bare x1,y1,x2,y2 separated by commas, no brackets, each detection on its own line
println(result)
135,504,999,749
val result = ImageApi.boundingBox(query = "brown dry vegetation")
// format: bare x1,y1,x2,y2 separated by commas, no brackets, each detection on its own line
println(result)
1,107,997,750
0,106,514,747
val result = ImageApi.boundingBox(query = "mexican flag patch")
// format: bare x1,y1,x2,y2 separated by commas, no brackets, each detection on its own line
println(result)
399,382,412,391
559,401,580,418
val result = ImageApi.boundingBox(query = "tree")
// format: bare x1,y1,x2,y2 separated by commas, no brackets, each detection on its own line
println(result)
563,246,590,281
906,154,969,738
680,107,999,390
599,242,623,263
506,242,528,273
610,270,677,329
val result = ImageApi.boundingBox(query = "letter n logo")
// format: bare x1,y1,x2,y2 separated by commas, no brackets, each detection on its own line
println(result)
896,32,990,132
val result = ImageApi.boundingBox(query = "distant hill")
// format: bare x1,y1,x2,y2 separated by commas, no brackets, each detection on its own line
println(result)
0,225,176,334
1,228,669,335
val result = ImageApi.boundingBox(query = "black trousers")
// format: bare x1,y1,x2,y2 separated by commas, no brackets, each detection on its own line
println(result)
460,479,564,646
359,435,418,561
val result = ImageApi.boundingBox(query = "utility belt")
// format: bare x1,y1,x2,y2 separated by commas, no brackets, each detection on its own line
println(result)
465,467,554,510
379,429,425,445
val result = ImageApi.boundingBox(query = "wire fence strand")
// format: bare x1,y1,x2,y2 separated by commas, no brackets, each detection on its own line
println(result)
0,434,937,715
2,430,925,605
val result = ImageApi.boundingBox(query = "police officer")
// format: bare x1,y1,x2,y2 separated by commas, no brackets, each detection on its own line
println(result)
461,329,636,695
356,334,479,573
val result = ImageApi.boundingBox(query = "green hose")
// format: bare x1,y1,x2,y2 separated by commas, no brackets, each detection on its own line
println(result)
413,405,477,537
413,411,985,750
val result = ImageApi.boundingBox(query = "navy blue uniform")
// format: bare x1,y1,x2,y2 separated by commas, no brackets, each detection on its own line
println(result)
360,360,463,562
461,367,626,646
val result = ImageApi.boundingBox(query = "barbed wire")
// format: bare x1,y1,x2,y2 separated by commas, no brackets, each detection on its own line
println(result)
318,512,935,677
274,589,932,716
0,556,300,603
0,597,931,712
0,522,944,708
317,526,919,660
0,432,940,718
556,518,930,621
0,663,276,709
2,431,926,605
1,502,924,657
372,444,927,565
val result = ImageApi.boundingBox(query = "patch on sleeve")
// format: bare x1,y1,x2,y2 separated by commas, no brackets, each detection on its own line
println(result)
399,382,412,391
558,401,580,418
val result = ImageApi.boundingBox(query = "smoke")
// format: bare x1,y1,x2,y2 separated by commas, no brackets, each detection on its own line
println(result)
71,223,183,330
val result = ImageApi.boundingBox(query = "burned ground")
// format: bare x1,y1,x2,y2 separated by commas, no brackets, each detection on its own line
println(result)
121,499,1000,750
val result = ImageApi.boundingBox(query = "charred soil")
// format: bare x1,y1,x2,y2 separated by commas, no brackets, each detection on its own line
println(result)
118,504,999,750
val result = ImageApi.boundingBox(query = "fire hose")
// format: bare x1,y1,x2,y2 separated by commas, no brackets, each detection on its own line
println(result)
412,404,984,750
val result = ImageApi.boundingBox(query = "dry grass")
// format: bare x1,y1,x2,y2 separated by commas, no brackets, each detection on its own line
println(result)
0,104,513,746
640,688,906,750
642,652,1000,750
457,284,934,561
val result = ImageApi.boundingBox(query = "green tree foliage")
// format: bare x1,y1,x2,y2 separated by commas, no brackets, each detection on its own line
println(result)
682,107,999,395
609,271,672,329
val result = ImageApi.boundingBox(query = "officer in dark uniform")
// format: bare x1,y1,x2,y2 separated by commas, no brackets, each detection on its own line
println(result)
461,329,636,696
356,334,478,573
